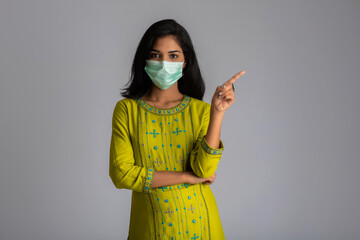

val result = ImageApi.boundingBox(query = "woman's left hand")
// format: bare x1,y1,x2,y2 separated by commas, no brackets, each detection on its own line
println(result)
211,70,246,113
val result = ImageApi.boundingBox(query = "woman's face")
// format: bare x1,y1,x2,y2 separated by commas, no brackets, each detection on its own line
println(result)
147,35,186,68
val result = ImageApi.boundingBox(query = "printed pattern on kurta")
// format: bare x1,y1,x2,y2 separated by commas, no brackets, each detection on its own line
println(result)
109,95,225,240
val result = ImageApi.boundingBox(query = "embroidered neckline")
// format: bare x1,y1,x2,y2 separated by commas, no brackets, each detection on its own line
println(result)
137,95,191,115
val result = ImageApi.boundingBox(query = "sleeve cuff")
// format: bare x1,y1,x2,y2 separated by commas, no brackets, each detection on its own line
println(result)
144,166,154,193
201,137,224,155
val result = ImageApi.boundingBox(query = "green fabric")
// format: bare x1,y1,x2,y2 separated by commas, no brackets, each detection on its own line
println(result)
109,95,225,239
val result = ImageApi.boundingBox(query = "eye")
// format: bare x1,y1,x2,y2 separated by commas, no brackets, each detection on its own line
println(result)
170,54,178,59
149,53,159,58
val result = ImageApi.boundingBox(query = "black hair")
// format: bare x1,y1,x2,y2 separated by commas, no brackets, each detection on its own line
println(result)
121,19,205,100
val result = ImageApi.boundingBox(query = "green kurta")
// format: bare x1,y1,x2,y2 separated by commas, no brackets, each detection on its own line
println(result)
109,95,225,240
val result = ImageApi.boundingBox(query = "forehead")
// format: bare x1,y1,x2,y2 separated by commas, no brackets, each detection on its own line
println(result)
151,35,182,51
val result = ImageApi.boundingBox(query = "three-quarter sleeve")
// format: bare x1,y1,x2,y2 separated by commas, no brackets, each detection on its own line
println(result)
189,103,224,178
109,100,154,193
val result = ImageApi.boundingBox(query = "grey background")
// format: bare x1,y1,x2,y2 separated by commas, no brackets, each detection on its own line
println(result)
0,0,359,239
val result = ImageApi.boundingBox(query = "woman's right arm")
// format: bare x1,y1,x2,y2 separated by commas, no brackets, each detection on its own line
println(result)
150,170,216,188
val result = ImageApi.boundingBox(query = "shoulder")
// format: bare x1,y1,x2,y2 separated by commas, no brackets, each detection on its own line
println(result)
189,97,211,112
188,97,211,121
113,98,138,116
114,97,136,107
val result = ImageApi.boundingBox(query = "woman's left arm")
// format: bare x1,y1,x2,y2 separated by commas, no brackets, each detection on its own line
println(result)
190,71,246,178
205,70,246,148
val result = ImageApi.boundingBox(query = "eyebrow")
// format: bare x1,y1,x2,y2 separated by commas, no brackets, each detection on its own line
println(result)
150,48,181,53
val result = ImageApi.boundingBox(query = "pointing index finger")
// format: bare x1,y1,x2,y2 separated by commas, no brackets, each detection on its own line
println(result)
225,70,246,85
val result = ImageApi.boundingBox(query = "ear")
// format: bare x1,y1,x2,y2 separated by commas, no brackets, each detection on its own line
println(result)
183,62,186,68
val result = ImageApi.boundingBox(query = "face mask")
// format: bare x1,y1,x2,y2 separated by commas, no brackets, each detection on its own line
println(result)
144,60,184,90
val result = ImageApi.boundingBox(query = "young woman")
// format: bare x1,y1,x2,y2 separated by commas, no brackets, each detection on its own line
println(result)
109,19,245,240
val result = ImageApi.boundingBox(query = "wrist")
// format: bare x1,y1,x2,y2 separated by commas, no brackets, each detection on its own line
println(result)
210,106,225,118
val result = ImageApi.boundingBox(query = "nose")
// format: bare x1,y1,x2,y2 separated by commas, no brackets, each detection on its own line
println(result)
161,56,171,62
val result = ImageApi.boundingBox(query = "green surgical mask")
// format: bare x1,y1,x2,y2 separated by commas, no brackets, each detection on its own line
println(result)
144,60,184,90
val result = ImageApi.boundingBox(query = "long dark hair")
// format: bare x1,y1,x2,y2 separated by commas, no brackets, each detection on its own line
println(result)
121,19,205,100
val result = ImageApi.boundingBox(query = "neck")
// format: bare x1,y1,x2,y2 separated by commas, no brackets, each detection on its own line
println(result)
145,83,184,103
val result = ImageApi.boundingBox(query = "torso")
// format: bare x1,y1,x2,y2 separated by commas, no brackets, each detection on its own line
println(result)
115,96,225,239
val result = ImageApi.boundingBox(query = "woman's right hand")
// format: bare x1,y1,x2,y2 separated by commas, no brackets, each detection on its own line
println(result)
184,171,217,185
